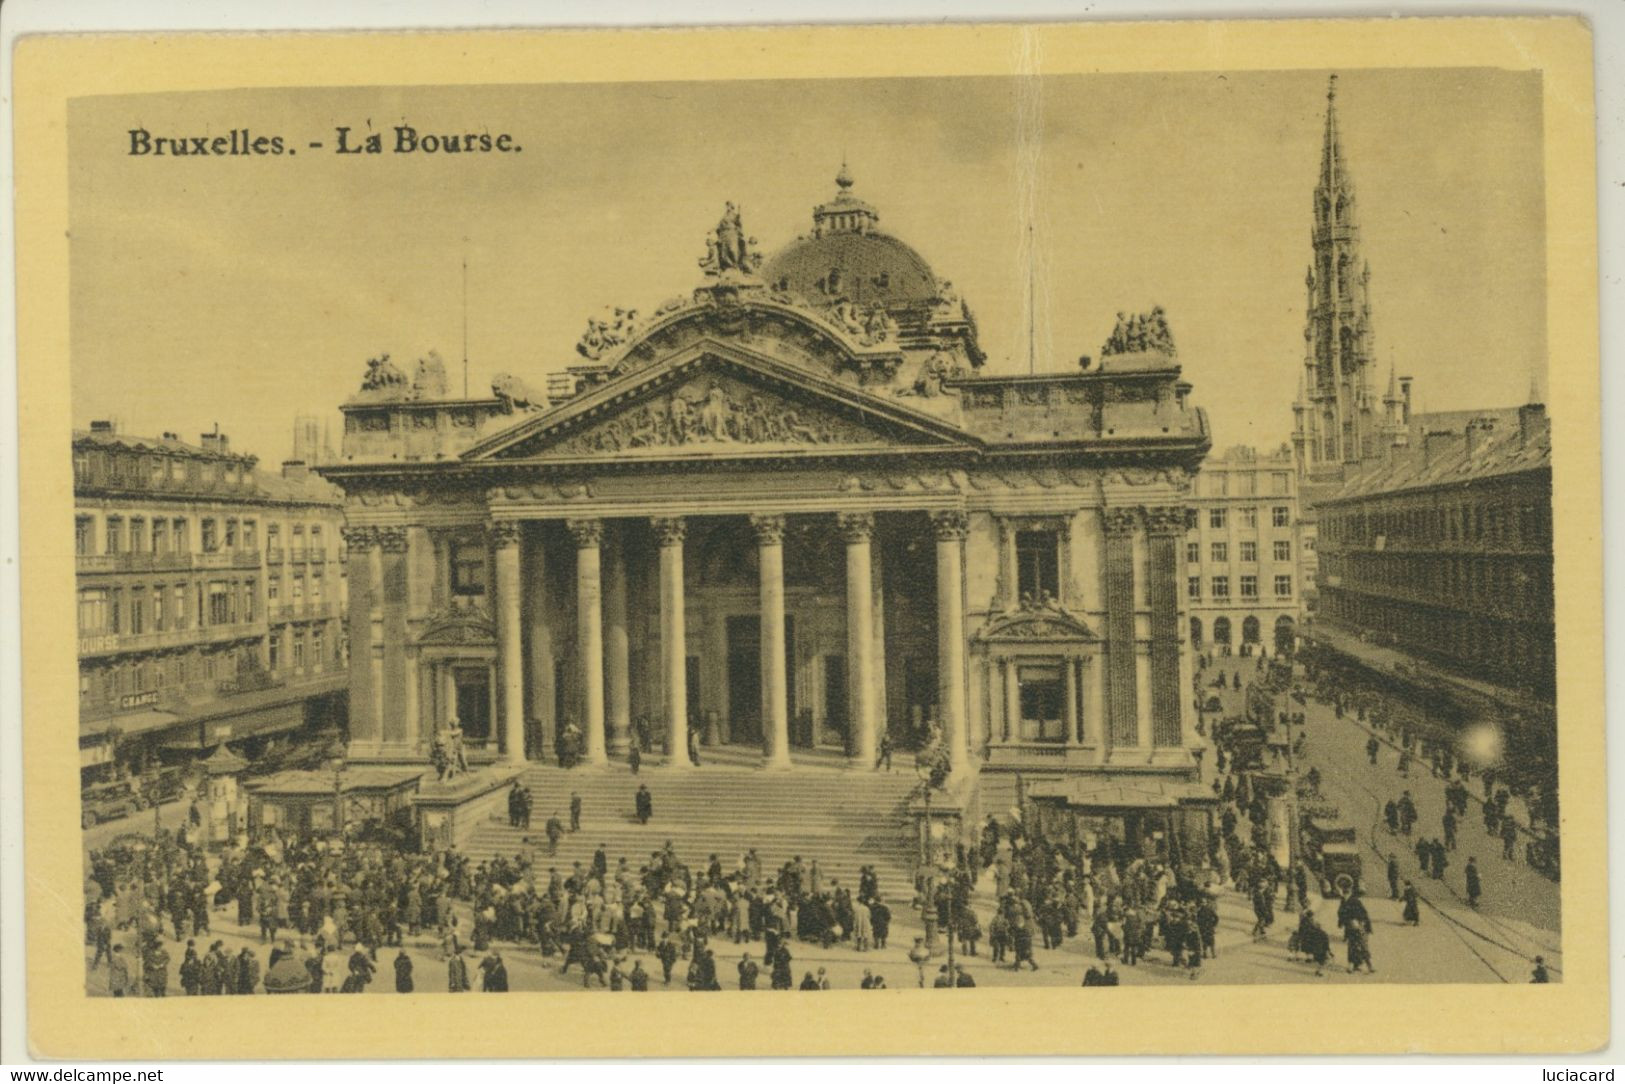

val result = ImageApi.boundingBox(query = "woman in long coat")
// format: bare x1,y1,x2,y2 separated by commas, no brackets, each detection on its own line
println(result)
1401,882,1421,926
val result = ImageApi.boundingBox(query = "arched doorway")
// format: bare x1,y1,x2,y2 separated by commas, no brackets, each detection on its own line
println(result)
1189,617,1203,648
1275,615,1297,655
1213,617,1232,650
1242,615,1261,647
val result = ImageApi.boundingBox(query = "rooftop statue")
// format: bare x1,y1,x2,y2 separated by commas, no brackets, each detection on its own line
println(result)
1102,305,1178,357
491,372,539,411
360,352,410,393
412,351,448,399
698,202,762,276
576,307,639,361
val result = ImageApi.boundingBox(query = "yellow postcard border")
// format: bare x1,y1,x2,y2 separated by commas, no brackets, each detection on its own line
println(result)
13,17,1604,1058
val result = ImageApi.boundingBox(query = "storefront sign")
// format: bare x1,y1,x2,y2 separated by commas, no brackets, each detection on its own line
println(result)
119,690,159,709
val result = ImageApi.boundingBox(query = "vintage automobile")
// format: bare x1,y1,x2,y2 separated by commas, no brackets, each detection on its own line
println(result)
1301,812,1364,897
81,778,145,829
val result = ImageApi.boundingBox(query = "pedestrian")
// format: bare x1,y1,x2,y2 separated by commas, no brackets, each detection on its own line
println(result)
179,940,202,996
1401,881,1420,926
1366,736,1380,765
635,784,653,826
394,949,416,994
1386,854,1401,900
629,959,650,991
108,945,131,998
570,792,582,832
546,813,564,855
480,950,509,992
1465,857,1482,909
876,731,893,772
1501,816,1519,862
1531,956,1550,983
738,952,759,990
1346,922,1375,974
1443,809,1458,851
447,949,471,993
628,744,640,775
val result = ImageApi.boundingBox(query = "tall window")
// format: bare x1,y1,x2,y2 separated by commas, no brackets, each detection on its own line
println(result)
1237,472,1257,496
152,519,168,554
1274,575,1294,598
1271,472,1290,495
242,520,257,550
292,633,306,670
1015,529,1060,601
244,579,256,622
1272,506,1292,528
1211,576,1230,600
310,524,323,559
1210,542,1228,563
451,539,488,596
1017,664,1066,742
267,524,280,552
105,517,124,554
173,518,189,553
226,519,239,549
110,588,123,633
310,567,323,600
208,582,231,625
129,588,146,633
1187,576,1201,600
129,518,146,554
1239,507,1259,529
1185,541,1200,564
1238,541,1257,563
153,586,166,630
312,628,325,668
77,589,109,634
172,585,186,628
1208,508,1227,529
1240,575,1259,599
201,518,219,552
292,574,305,601
75,517,93,555
269,631,281,671
268,574,281,602
1273,540,1292,562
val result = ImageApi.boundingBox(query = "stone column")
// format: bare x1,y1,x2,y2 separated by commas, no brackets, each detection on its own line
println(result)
1065,657,1080,744
525,530,555,763
603,523,632,757
376,527,410,750
652,517,690,769
838,512,879,768
341,526,379,753
491,521,526,765
568,517,608,767
752,514,792,770
932,510,970,776
1085,655,1105,749
1003,657,1020,743
1103,507,1141,750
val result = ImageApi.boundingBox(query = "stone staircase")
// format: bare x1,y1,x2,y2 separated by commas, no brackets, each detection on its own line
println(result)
460,746,924,900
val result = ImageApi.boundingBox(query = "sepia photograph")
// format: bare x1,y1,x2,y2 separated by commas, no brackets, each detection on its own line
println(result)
10,18,1605,1058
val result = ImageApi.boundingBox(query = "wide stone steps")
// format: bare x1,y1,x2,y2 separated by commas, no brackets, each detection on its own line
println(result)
457,758,923,898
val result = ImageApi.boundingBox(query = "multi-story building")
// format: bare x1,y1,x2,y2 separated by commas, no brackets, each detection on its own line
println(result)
1315,402,1553,699
318,168,1214,850
1185,444,1302,657
75,421,349,788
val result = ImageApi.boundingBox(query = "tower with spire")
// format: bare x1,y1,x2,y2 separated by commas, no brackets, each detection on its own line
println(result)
1291,75,1386,483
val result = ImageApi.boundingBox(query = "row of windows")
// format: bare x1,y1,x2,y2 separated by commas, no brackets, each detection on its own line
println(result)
268,567,327,603
1201,471,1292,498
1322,552,1553,619
1202,506,1293,530
77,514,335,558
1189,575,1293,601
1321,493,1550,552
267,626,333,672
74,449,250,491
78,645,256,704
1187,540,1292,564
77,578,258,636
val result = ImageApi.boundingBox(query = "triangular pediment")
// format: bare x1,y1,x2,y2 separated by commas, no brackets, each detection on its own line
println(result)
418,604,496,646
976,605,1097,643
463,342,976,462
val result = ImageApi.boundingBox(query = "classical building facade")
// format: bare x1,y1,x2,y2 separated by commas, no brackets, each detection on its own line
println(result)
320,172,1211,789
1186,444,1302,657
75,421,349,783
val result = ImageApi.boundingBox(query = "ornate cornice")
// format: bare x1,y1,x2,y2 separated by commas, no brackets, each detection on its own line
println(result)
566,517,604,548
374,525,409,554
930,509,969,541
836,511,876,544
749,513,787,546
651,516,688,546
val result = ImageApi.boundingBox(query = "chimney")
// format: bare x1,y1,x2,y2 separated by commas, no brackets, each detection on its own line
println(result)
1421,429,1452,468
281,459,309,483
1463,417,1492,459
1398,377,1413,425
1518,402,1547,447
89,419,115,433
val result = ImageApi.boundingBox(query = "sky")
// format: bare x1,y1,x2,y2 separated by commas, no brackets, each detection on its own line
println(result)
68,69,1546,465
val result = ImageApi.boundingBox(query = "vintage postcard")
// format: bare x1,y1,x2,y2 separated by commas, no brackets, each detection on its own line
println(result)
11,17,1604,1058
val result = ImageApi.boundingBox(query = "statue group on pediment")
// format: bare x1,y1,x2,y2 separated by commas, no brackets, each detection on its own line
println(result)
560,381,859,454
1103,305,1178,357
698,202,763,276
828,300,900,348
577,307,641,361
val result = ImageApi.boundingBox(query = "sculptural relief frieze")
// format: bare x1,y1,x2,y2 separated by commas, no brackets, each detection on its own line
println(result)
555,375,874,455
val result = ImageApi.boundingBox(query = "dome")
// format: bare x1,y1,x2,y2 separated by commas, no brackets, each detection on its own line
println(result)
761,167,941,310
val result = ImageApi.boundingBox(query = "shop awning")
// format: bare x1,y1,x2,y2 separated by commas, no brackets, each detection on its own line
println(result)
1025,777,1218,811
80,708,186,741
